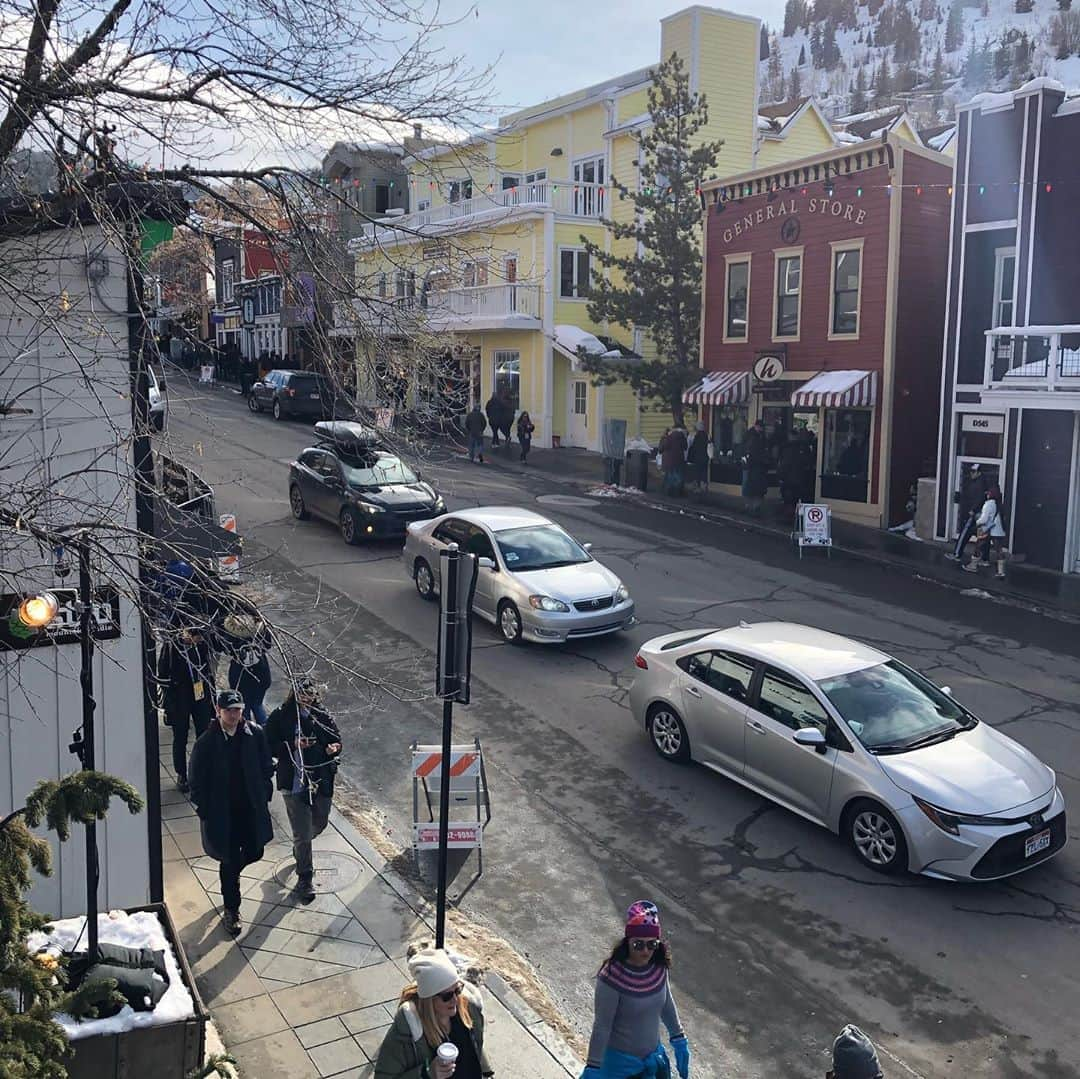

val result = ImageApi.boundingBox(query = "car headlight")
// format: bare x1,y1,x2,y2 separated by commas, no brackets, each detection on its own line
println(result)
357,501,385,514
528,595,570,612
914,796,1006,835
615,584,630,603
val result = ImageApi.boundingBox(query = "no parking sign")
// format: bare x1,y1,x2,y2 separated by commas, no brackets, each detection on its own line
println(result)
795,502,832,557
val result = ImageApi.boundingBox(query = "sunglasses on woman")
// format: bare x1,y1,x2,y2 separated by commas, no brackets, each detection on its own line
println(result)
629,939,661,952
438,983,464,1003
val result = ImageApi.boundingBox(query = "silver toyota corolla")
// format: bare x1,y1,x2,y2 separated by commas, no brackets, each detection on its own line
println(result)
629,621,1066,880
402,507,634,644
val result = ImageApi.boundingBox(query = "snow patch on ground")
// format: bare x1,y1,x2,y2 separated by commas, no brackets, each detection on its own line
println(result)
28,910,195,1040
586,485,644,499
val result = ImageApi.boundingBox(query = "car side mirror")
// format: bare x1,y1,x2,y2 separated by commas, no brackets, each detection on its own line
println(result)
941,686,953,696
793,728,828,753
477,557,496,571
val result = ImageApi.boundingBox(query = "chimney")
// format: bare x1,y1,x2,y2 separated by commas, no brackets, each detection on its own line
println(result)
413,123,423,140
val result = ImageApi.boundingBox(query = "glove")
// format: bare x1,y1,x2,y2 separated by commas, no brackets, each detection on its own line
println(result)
671,1035,690,1079
580,1068,603,1079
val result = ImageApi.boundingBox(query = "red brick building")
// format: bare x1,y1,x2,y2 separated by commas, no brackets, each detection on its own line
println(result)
694,135,952,527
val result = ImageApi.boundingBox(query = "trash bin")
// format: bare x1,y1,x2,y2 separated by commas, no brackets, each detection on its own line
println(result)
604,457,623,486
625,449,650,491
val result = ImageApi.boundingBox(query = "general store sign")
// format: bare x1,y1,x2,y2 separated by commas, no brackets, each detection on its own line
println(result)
719,196,868,245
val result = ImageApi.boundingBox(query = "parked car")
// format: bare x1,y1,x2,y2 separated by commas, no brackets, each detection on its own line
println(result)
288,431,445,544
249,369,353,421
402,507,635,644
148,366,166,431
630,621,1066,881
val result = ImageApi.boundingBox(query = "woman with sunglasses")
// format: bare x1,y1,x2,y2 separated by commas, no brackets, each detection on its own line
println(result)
374,947,495,1079
580,901,691,1079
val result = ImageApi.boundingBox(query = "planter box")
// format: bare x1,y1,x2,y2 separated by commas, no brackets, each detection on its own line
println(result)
65,903,208,1079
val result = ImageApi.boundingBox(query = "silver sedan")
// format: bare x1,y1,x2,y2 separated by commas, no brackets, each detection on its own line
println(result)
629,621,1066,880
402,507,634,644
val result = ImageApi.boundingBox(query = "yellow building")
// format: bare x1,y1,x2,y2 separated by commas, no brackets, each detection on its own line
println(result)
347,5,840,450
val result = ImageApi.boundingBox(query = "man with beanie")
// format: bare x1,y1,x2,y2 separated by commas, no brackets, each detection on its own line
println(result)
828,1024,884,1079
189,688,274,937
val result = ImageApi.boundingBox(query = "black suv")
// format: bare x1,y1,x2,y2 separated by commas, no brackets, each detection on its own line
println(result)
288,424,446,544
248,370,351,421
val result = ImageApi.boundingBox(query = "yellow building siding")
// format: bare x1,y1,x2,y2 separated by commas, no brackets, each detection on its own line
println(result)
616,86,649,123
757,110,836,168
696,12,758,174
660,11,693,67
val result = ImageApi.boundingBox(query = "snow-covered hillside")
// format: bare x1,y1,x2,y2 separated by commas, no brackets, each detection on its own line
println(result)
761,0,1080,124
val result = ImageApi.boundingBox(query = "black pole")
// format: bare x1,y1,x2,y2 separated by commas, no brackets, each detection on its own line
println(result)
434,548,459,950
77,533,99,964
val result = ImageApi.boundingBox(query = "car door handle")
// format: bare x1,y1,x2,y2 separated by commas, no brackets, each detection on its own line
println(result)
746,720,767,735
685,685,702,698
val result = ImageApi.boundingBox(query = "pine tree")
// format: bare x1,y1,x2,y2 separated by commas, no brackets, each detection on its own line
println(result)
760,23,771,60
798,43,807,65
790,65,803,98
811,22,824,65
1059,0,1073,11
784,0,801,35
1014,0,1034,11
823,23,842,69
1,773,144,1078
945,1,964,51
851,64,870,112
874,56,894,103
768,34,785,98
578,53,722,427
930,46,946,109
919,0,938,18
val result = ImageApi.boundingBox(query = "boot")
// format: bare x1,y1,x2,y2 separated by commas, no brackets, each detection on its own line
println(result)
996,559,1006,580
293,874,316,903
222,908,242,937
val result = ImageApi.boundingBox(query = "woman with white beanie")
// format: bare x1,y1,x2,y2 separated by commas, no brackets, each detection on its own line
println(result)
374,948,494,1079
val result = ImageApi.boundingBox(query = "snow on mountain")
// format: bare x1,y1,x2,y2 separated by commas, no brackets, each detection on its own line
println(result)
761,0,1080,127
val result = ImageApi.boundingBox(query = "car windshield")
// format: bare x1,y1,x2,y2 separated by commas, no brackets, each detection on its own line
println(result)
339,452,417,488
494,525,591,571
818,660,977,753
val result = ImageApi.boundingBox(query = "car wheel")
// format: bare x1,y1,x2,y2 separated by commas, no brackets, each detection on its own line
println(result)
497,600,523,644
340,508,361,545
846,800,908,875
414,558,436,600
647,703,691,763
289,485,309,521
248,394,260,413
273,399,283,421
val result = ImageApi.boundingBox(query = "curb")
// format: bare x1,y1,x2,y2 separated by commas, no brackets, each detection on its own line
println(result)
328,807,579,1076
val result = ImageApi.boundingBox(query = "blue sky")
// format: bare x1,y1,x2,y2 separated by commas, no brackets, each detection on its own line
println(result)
436,0,785,121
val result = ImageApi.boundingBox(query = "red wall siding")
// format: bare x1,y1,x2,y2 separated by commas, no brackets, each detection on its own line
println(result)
890,152,952,524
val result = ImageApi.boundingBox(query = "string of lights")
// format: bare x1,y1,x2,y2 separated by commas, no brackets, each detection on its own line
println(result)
715,177,1059,202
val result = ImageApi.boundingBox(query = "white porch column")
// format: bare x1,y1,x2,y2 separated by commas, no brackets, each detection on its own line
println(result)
541,209,555,447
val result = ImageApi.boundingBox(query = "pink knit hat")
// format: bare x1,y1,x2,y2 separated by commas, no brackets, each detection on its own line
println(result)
624,900,661,939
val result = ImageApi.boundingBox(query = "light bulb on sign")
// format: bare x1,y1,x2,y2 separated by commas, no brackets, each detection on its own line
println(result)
15,591,59,630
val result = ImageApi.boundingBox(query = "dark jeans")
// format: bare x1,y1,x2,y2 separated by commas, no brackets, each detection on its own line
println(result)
219,831,265,911
468,435,484,461
284,791,333,880
953,513,977,558
520,436,531,461
166,691,211,779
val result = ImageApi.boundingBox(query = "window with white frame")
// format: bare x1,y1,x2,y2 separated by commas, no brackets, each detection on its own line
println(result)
725,259,750,340
221,259,235,303
493,350,520,413
831,247,862,336
774,252,802,338
994,247,1016,328
573,155,605,215
449,178,473,204
559,248,591,299
463,260,489,289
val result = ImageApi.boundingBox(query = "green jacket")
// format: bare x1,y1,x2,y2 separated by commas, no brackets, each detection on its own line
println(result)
373,983,494,1079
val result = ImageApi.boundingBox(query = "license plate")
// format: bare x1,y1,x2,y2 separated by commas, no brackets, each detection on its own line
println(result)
1025,828,1051,858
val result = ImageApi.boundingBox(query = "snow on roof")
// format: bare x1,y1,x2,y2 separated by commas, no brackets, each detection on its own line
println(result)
834,131,863,144
969,90,1018,113
1055,94,1080,118
553,324,620,358
833,105,904,126
927,127,956,151
1018,76,1067,95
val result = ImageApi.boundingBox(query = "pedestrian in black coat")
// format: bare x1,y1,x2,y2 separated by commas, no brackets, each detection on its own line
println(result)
189,689,274,936
485,394,502,446
221,612,273,726
265,681,342,903
160,628,215,792
464,405,487,463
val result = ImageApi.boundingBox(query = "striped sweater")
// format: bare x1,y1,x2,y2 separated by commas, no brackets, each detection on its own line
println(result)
585,960,684,1068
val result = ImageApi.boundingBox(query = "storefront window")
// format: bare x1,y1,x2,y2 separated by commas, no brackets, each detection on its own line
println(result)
831,249,861,335
709,404,748,483
726,261,749,340
775,255,801,338
493,350,520,413
822,409,871,502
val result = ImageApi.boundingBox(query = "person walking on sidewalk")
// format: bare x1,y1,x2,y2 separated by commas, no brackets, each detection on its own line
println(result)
686,422,709,492
160,626,215,793
485,393,503,447
374,948,495,1079
827,1024,884,1078
580,900,690,1079
948,463,989,561
516,411,535,463
222,612,273,726
661,426,688,497
464,405,487,464
741,419,769,515
496,391,514,447
188,689,274,938
265,679,342,903
962,484,1007,579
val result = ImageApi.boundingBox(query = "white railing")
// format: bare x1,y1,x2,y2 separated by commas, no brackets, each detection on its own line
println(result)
983,327,1080,389
357,180,606,242
425,284,540,323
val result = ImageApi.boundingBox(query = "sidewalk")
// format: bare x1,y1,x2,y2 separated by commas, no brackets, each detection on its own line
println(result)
471,440,1080,619
159,724,576,1078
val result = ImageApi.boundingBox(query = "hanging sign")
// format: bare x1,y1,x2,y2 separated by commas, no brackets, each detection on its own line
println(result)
753,354,786,383
1,589,121,650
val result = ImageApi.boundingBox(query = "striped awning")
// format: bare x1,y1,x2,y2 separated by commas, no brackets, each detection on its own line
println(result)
791,370,877,408
682,370,751,406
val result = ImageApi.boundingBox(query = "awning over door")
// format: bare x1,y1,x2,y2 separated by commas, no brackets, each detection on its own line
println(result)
682,370,751,406
791,370,877,408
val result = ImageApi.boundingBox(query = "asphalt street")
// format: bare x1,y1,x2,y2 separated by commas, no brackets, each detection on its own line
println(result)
164,376,1080,1078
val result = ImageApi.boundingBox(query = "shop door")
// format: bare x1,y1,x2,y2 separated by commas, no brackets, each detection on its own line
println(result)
567,380,588,447
1011,410,1074,570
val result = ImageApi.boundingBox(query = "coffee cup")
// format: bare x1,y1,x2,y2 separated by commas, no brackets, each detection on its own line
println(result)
436,1042,458,1073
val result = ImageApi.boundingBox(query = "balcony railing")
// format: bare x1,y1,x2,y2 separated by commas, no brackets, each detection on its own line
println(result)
331,284,541,335
357,180,606,242
983,327,1080,389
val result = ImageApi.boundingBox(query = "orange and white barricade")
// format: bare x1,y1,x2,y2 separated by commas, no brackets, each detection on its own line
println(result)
411,738,491,869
